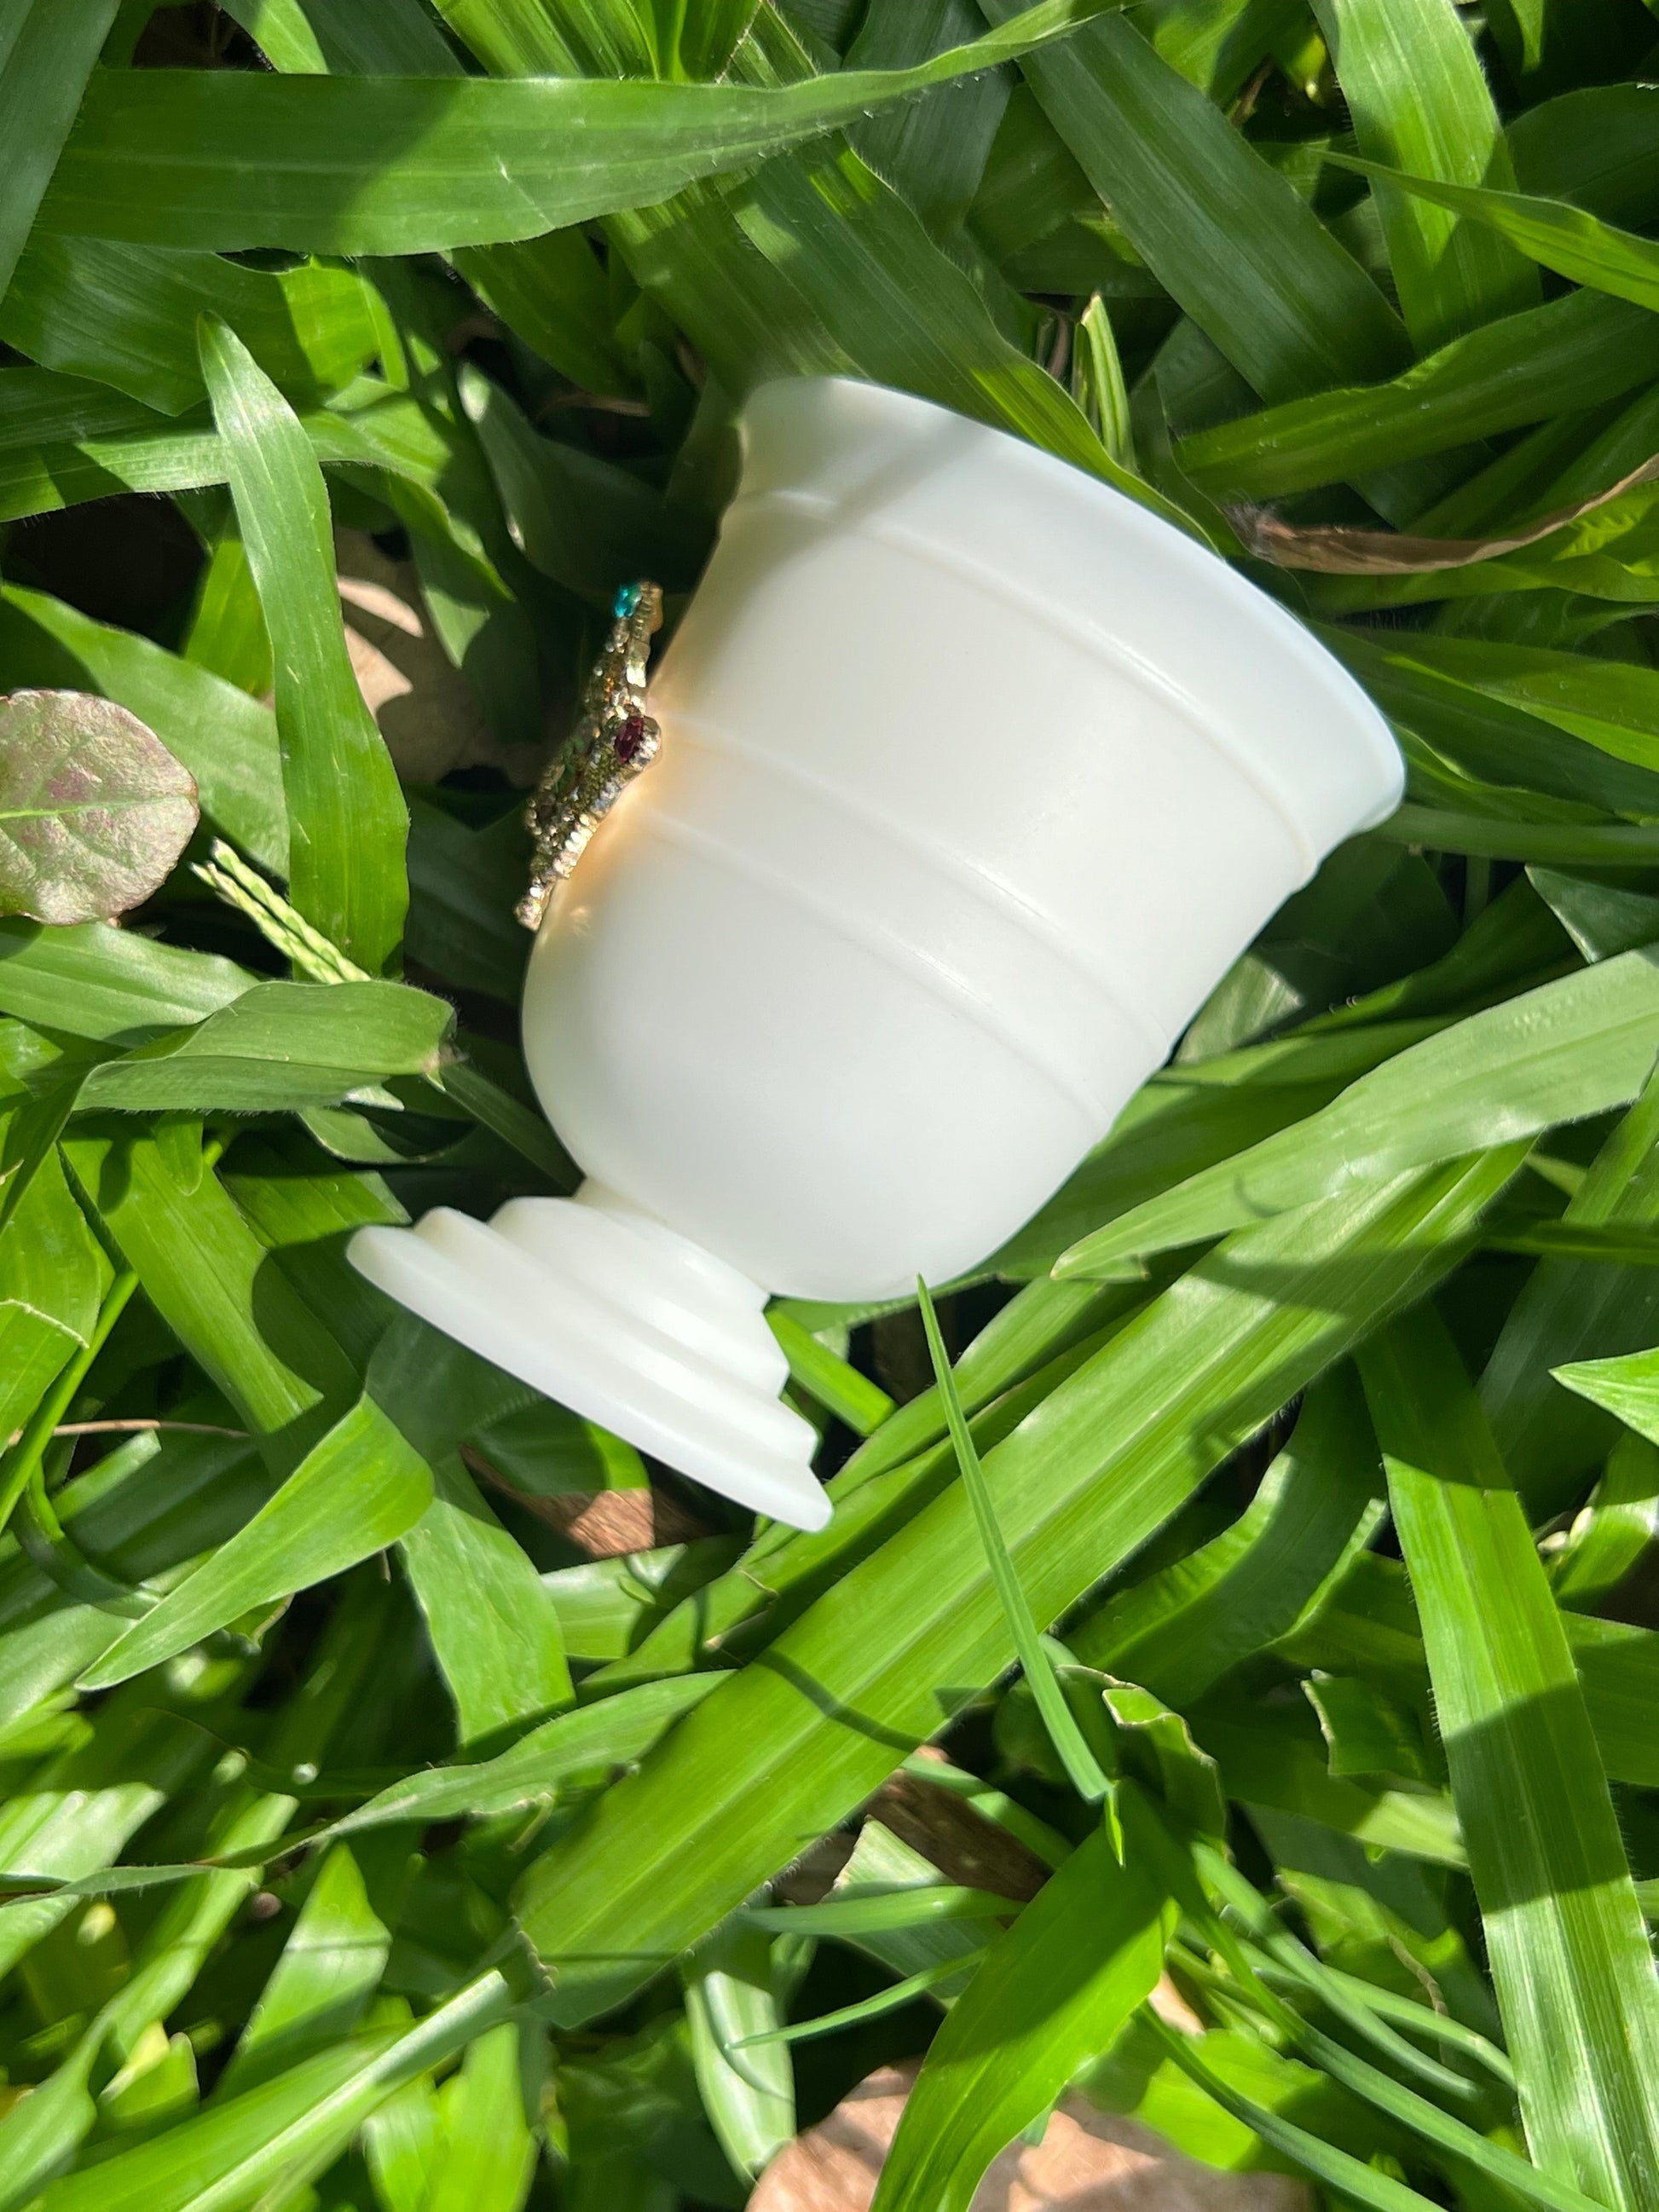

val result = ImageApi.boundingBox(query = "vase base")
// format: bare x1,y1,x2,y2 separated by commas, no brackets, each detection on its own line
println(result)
348,1182,830,1532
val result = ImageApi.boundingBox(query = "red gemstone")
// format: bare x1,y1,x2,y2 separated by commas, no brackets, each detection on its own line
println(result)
614,712,648,763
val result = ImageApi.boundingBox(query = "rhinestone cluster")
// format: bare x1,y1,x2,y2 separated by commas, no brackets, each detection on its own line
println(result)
517,580,663,932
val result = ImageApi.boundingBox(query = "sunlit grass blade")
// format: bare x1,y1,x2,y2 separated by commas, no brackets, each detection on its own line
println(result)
1361,1305,1659,2209
732,1956,977,2049
199,315,408,975
870,1802,1173,2212
916,1275,1114,1816
1142,2010,1471,2212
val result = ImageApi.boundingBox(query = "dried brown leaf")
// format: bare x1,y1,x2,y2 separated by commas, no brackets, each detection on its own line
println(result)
1230,452,1659,574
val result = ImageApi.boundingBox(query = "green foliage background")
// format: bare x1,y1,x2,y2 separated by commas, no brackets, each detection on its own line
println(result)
6,0,1659,2206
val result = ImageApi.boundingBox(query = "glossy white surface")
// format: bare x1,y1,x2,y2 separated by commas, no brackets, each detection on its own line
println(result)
351,377,1403,1529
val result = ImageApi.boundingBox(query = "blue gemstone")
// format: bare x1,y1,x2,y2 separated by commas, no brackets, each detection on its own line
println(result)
613,582,642,619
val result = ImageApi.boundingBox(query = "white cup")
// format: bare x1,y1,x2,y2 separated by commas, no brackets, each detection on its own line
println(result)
351,377,1402,1531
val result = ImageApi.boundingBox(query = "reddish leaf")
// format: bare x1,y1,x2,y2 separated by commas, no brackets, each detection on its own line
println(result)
0,689,198,923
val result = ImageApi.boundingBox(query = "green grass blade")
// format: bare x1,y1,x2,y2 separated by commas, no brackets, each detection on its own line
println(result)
1338,155,1659,321
398,1455,575,1746
733,1956,975,2047
1143,2011,1471,2212
0,0,121,297
1310,0,1536,350
916,1275,1114,1811
199,315,408,974
1482,1060,1659,1519
78,1395,433,1690
981,0,1408,401
1176,288,1659,500
1068,1366,1382,1702
38,3,1126,256
870,1805,1172,2212
768,1310,895,1438
1056,950,1659,1277
1360,1305,1659,2207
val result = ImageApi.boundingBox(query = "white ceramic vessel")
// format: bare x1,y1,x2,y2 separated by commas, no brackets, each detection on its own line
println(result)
350,377,1402,1533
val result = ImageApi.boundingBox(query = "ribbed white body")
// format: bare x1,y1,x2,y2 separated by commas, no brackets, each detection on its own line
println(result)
351,378,1404,1531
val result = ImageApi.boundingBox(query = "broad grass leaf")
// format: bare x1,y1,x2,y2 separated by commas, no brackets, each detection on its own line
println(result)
1057,950,1659,1277
182,519,273,696
201,317,408,974
1176,289,1659,500
0,1424,272,1730
1506,82,1659,227
682,1924,795,2185
39,3,1124,256
1378,808,1659,865
1532,865,1659,962
0,690,196,925
0,0,121,296
33,1970,517,2212
1553,1343,1659,1444
1345,628,1659,774
0,1686,205,1984
823,1819,994,1998
264,0,462,73
744,1888,1024,1935
1192,1695,1465,1866
454,231,637,397
0,366,166,451
645,0,762,80
515,1152,1518,2022
1361,1306,1659,2208
0,1143,108,1354
0,413,244,529
79,1394,433,1689
0,919,251,1042
1561,1614,1659,1788
78,979,452,1113
0,1485,399,2207
462,365,709,596
995,1020,1441,1280
362,2082,442,2212
217,1842,395,2095
321,1674,720,1841
1069,1367,1383,1703
981,1,1408,402
433,0,634,73
728,143,1194,528
1311,0,1536,351
0,584,286,872
62,1124,358,1437
0,239,376,417
1327,627,1659,822
847,0,1014,240
587,1288,1148,1695
541,1543,737,1664
1341,157,1659,322
1271,1539,1659,1790
399,1456,574,1748
869,1805,1172,2212
217,0,331,71
769,1311,895,1436
1550,1429,1659,1610
1140,2017,1462,2212
1482,1061,1659,1516
420,2021,537,2212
